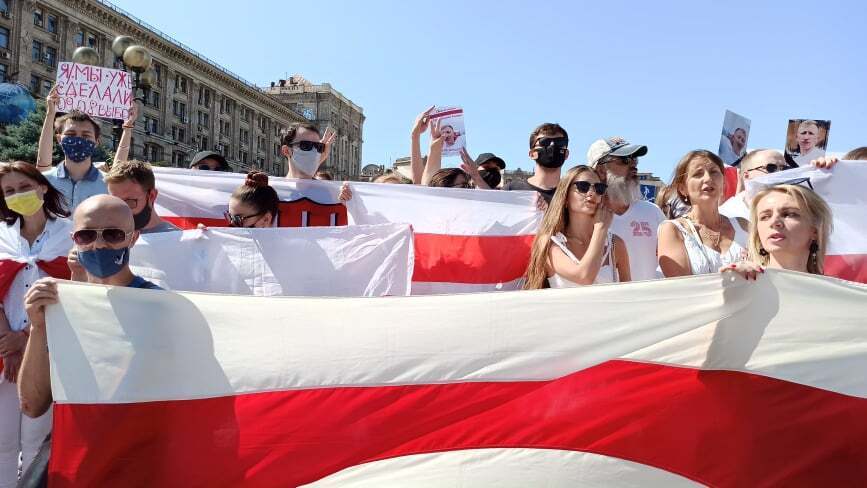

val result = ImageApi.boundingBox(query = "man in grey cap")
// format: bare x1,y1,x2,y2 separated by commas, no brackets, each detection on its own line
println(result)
588,137,665,281
189,150,231,171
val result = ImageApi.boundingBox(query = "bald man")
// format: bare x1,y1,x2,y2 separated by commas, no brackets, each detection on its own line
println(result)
18,195,160,418
720,149,787,220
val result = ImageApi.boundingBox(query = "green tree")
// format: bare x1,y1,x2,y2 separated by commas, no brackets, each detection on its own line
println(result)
0,101,113,164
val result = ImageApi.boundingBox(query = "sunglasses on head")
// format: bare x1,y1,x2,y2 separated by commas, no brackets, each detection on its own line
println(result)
573,181,608,195
535,136,569,149
224,210,264,228
72,228,131,246
291,141,325,152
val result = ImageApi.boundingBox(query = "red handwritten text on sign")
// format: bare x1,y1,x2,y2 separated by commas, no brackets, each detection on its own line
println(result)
54,62,133,121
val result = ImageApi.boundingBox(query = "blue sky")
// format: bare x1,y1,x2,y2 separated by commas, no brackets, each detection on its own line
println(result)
111,0,867,179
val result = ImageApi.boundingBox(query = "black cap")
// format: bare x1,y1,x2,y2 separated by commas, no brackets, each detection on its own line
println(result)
189,151,230,171
475,152,506,170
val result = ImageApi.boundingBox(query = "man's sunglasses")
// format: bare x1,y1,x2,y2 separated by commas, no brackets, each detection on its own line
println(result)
224,210,263,228
291,141,325,152
72,228,132,246
573,181,608,195
535,137,569,149
745,163,781,174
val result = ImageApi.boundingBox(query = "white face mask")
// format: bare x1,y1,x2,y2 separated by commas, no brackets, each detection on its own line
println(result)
291,147,321,177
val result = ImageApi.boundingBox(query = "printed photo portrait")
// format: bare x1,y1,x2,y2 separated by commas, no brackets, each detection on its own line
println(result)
429,106,466,157
785,119,830,167
718,110,751,165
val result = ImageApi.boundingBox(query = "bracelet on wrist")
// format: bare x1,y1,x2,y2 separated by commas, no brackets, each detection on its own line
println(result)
122,125,135,129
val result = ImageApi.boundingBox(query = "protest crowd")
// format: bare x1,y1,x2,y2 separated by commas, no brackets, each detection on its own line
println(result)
0,85,865,485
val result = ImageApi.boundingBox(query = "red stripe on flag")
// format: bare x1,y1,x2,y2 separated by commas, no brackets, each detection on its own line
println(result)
413,233,534,284
163,216,226,229
825,254,867,284
428,109,463,119
48,360,867,487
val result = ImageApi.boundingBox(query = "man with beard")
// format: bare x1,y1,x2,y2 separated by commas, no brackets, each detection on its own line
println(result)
504,123,569,205
588,137,665,281
104,160,180,234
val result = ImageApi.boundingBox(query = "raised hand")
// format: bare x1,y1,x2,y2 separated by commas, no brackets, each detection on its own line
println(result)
46,85,60,113
811,156,839,169
123,99,139,128
412,105,436,136
24,279,59,330
338,182,353,202
595,197,614,228
320,127,337,161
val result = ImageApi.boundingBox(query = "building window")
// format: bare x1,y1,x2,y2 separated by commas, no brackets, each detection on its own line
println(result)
172,100,186,119
47,15,58,34
144,116,158,133
0,1,9,14
75,30,84,47
198,86,211,107
172,126,186,143
0,27,8,50
154,63,163,83
174,75,187,94
41,79,51,95
200,136,209,151
113,56,124,69
32,40,42,62
172,151,186,167
0,64,7,83
240,151,248,164
87,34,96,49
144,143,162,162
198,111,209,128
44,46,57,67
146,91,161,109
240,129,248,144
29,75,39,94
33,8,43,28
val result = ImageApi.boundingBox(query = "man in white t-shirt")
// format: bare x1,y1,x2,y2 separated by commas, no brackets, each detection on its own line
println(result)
588,137,665,281
720,149,786,221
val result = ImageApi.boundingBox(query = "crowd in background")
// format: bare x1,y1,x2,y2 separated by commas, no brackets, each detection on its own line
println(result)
0,88,864,485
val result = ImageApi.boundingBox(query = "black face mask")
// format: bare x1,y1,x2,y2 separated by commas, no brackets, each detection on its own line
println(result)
133,202,152,230
479,169,502,188
535,145,567,169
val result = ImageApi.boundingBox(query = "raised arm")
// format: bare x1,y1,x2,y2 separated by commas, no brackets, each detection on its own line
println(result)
18,279,57,418
36,85,60,171
420,119,444,186
459,148,490,189
114,99,139,163
410,106,434,185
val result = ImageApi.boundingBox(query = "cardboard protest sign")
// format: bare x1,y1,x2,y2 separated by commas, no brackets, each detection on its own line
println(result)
429,106,466,157
718,110,751,165
785,119,830,167
54,62,133,120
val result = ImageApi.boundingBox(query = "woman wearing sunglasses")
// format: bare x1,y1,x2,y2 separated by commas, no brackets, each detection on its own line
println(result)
659,150,749,277
226,171,280,228
0,162,71,484
723,184,832,280
524,165,630,289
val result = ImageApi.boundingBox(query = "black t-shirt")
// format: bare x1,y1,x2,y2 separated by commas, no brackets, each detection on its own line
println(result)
504,179,557,203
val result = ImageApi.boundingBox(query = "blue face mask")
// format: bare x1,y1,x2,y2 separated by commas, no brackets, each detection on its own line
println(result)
78,247,129,278
60,136,97,163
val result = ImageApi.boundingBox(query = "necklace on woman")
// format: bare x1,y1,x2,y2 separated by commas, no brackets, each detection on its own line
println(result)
689,214,723,249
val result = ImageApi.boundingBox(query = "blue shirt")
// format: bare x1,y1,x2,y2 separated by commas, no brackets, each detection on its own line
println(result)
43,162,107,211
129,275,162,290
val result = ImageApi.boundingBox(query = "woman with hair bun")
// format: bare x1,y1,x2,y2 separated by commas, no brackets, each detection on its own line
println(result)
225,171,280,228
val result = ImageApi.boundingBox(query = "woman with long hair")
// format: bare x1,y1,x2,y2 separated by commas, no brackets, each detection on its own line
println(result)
524,165,630,289
724,184,832,279
658,150,749,277
0,161,70,486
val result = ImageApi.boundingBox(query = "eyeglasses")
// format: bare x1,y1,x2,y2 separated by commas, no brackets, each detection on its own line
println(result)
71,228,132,246
745,163,780,175
573,181,608,195
291,141,325,153
224,210,264,228
534,137,569,149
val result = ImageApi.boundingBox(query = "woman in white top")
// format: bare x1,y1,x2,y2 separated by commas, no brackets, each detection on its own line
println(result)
658,150,749,277
524,165,630,289
0,162,71,488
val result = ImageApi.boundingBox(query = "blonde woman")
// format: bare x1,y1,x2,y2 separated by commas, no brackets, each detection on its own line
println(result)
724,184,832,280
524,165,630,289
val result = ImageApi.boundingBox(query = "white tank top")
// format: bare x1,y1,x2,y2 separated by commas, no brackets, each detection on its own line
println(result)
669,217,749,275
547,232,618,287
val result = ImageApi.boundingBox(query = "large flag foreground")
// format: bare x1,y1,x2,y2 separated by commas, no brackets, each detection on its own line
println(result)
129,224,414,297
45,271,866,487
152,168,540,294
747,161,867,283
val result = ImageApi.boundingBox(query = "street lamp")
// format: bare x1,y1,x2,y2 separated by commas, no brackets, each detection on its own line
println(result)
71,46,100,66
108,36,155,150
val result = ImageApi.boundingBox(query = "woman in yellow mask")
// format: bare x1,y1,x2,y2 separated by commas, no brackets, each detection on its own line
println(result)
0,161,71,485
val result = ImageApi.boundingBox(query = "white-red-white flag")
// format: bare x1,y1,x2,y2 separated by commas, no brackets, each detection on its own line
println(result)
45,271,867,486
152,168,540,294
